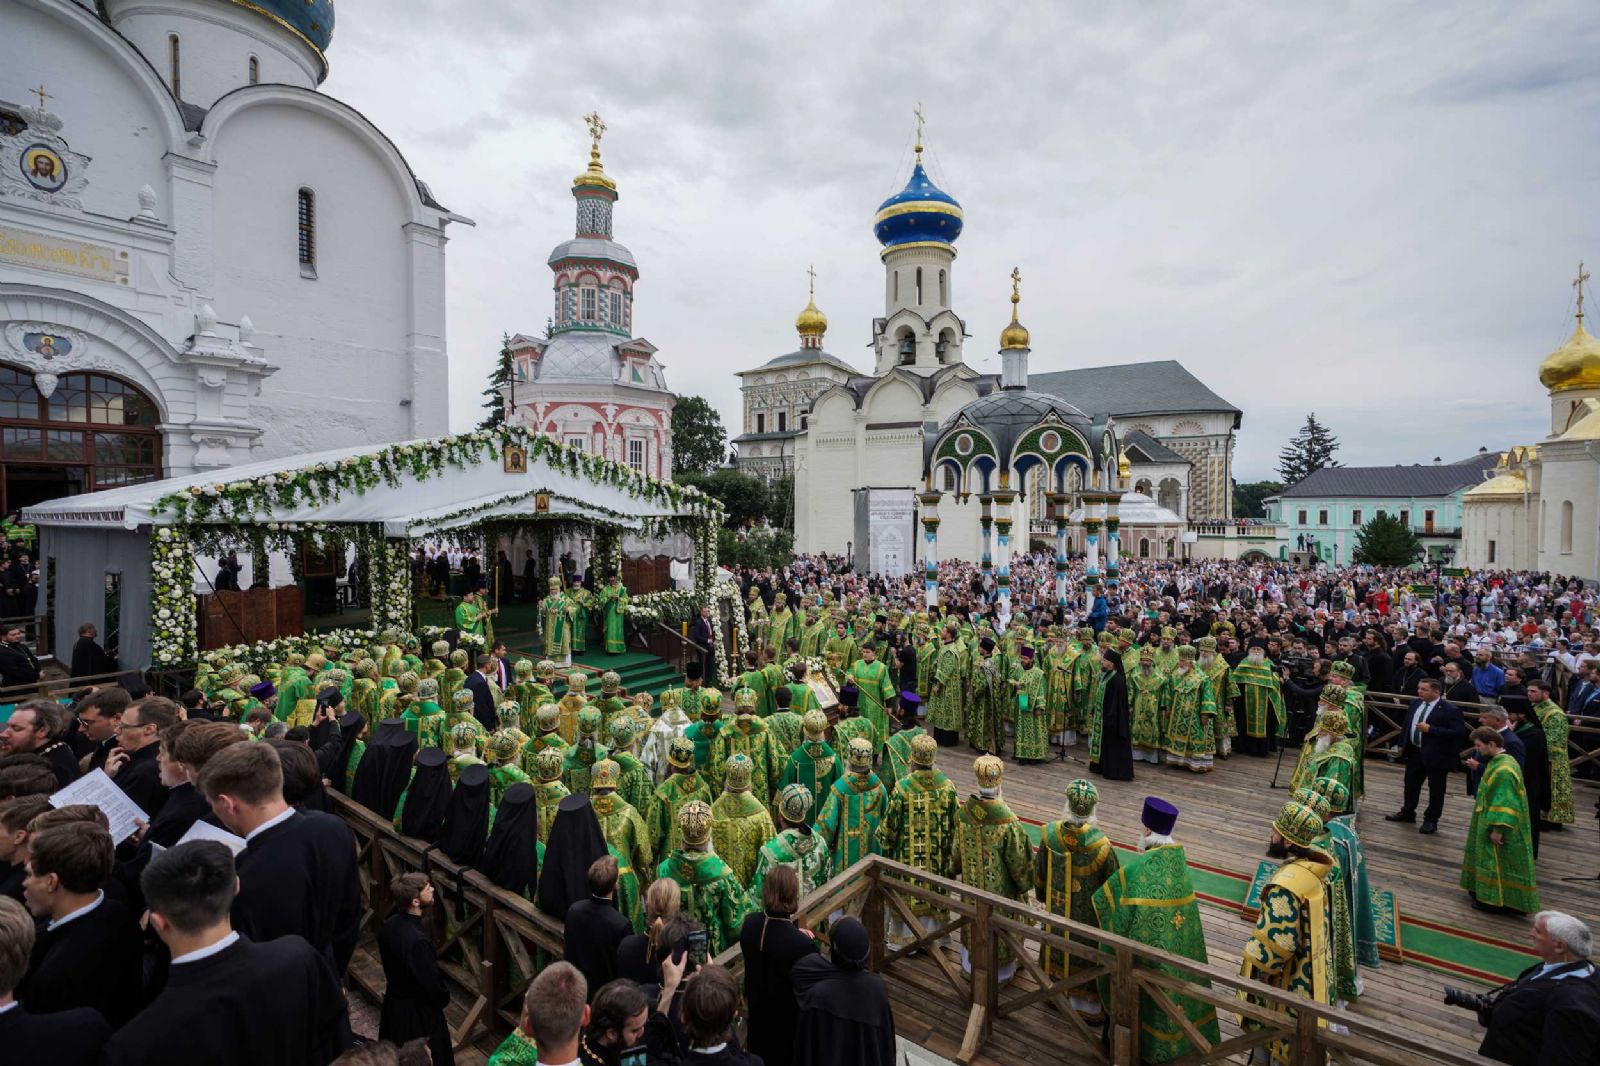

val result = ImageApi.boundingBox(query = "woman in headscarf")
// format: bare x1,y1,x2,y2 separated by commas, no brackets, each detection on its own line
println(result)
439,763,492,866
536,793,609,921
479,782,539,898
1090,649,1134,782
395,747,452,842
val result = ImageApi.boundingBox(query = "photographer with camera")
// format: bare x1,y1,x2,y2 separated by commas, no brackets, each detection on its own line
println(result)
1449,910,1600,1065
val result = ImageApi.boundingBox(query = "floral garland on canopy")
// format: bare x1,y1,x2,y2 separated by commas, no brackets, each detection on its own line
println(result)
368,539,412,634
150,528,197,669
707,581,748,687
622,589,699,626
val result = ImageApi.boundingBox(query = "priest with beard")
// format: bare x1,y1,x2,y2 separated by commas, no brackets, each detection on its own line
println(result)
791,915,897,1066
106,841,345,1065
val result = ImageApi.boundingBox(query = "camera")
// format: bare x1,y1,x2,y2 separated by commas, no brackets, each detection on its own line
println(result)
1443,986,1494,1013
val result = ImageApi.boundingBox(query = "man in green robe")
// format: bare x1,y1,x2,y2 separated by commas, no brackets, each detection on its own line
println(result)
1035,779,1119,1018
446,691,487,760
824,620,858,675
539,577,575,664
685,688,727,791
1127,647,1168,764
783,660,821,718
560,707,609,795
590,757,654,932
1460,726,1540,915
594,671,630,740
759,650,786,720
710,753,776,888
1149,626,1179,675
1197,636,1234,757
778,710,841,824
746,586,770,653
709,687,782,809
485,731,531,808
1528,680,1575,827
455,587,496,646
401,677,448,749
1319,780,1381,973
605,716,655,816
1291,785,1361,1003
846,642,896,751
1013,645,1050,763
1229,646,1285,755
748,783,832,906
968,637,1007,756
642,687,693,787
1046,630,1077,745
1091,797,1220,1064
1242,799,1336,1063
765,684,805,763
1069,627,1101,739
928,625,966,747
1162,647,1217,772
954,755,1035,982
767,591,796,654
568,576,592,654
656,798,753,956
530,746,570,846
647,737,712,856
737,650,771,721
1288,705,1357,814
814,737,888,870
882,693,927,791
830,684,876,756
599,574,629,654
877,733,959,948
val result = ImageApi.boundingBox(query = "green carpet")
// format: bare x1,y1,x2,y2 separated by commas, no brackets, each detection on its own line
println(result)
1017,818,1534,984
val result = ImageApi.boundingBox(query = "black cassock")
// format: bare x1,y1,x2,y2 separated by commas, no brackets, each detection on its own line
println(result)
740,910,820,1066
351,718,418,820
1092,658,1134,782
0,1003,108,1066
68,635,116,679
439,764,492,866
106,934,344,1066
1513,720,1550,857
20,894,142,1027
113,742,170,819
115,781,215,906
314,711,367,796
398,747,452,843
479,782,538,896
377,912,453,1066
790,953,897,1066
232,808,361,976
536,793,609,921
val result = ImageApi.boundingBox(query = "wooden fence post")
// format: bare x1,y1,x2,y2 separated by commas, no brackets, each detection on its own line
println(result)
1111,944,1137,1066
865,863,886,971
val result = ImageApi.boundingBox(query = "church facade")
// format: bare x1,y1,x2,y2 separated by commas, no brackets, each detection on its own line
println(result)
770,131,1240,563
0,0,464,515
1462,277,1600,580
504,118,674,480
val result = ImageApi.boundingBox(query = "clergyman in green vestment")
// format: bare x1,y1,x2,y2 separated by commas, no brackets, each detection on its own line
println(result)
1035,779,1119,1018
1460,727,1540,915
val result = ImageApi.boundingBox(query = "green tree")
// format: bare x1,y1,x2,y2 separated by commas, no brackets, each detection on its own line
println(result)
718,526,794,570
1351,513,1421,566
679,468,769,527
671,396,727,477
1276,413,1341,486
1233,480,1283,519
477,333,513,430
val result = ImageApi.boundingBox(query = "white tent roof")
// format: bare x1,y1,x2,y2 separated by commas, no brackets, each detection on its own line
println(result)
1068,490,1183,526
22,433,706,534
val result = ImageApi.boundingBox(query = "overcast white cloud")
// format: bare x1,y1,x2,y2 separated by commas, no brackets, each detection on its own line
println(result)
322,0,1600,481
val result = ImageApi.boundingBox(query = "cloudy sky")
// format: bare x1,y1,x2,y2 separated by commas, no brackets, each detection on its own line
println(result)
324,1,1600,482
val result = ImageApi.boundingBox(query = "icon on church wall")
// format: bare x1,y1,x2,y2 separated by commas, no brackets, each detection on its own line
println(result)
23,332,70,359
20,144,67,192
502,443,528,474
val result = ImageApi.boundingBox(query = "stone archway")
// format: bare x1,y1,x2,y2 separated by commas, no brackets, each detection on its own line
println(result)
1157,477,1182,513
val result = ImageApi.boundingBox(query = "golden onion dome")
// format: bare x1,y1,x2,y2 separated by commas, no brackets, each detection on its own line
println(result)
573,111,617,193
795,291,828,339
1117,449,1132,478
1539,318,1600,393
999,266,1030,350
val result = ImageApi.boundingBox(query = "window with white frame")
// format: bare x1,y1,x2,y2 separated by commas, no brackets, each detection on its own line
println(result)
580,287,597,322
609,291,622,326
566,435,586,452
628,438,645,471
1351,508,1362,526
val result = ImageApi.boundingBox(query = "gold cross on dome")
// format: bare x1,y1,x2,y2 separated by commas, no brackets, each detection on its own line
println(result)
30,84,51,110
1576,260,1591,324
1011,266,1022,302
807,263,816,296
913,102,926,160
584,110,606,151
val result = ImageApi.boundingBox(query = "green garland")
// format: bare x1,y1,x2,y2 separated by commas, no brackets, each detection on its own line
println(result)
150,527,197,668
368,538,413,633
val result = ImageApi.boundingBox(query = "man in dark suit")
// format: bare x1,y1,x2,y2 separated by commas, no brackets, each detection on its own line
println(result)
75,686,129,772
108,840,346,1065
105,696,177,819
68,623,117,680
198,742,361,978
1477,911,1600,1064
690,605,716,681
1386,677,1468,834
561,854,630,1001
17,822,142,1026
0,895,108,1066
377,872,452,1066
464,655,498,731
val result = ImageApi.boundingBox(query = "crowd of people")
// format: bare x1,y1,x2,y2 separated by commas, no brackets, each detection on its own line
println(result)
0,551,1594,1063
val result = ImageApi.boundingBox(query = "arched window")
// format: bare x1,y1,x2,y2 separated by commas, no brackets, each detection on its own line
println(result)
1139,538,1150,558
939,269,947,305
915,267,923,305
296,188,316,274
169,35,182,97
0,366,163,512
942,466,957,492
1561,500,1574,553
248,55,260,84
893,271,899,302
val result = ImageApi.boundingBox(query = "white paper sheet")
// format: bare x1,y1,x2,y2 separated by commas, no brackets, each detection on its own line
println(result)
175,819,248,856
49,768,148,844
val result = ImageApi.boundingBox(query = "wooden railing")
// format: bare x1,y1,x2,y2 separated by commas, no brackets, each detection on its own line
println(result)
329,793,1494,1066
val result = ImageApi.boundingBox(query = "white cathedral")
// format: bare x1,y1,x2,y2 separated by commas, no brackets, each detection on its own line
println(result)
0,0,462,515
736,131,1241,565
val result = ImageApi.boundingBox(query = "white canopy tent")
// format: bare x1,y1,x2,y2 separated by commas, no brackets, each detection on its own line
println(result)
23,429,718,670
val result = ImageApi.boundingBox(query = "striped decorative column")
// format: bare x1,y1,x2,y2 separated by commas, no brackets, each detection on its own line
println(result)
992,485,1017,618
979,493,994,581
919,487,943,608
1050,491,1072,605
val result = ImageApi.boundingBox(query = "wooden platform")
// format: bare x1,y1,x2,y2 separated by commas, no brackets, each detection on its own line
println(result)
927,739,1597,1060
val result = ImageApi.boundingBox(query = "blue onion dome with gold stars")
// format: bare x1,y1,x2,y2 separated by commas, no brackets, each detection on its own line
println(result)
244,0,335,53
874,158,962,250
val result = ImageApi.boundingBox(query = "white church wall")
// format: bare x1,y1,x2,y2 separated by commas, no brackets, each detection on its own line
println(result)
207,100,430,456
107,0,321,107
1535,454,1600,581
